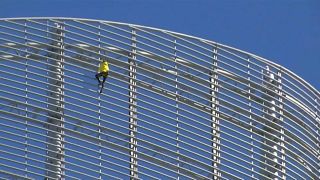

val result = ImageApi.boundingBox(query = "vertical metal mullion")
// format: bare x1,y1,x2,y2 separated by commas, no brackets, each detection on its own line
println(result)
261,67,267,177
46,20,49,112
45,22,49,180
98,23,102,180
277,70,286,179
262,66,283,179
60,23,65,180
247,57,254,179
24,19,28,178
129,28,138,180
174,39,180,179
316,98,320,179
262,66,275,178
46,22,64,179
211,44,220,180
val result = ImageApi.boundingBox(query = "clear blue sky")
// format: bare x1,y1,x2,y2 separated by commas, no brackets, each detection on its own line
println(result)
1,0,319,90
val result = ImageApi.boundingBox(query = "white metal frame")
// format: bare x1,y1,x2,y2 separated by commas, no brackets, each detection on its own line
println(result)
0,17,319,180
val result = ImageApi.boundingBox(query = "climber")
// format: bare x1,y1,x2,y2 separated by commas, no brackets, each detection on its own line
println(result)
95,59,109,93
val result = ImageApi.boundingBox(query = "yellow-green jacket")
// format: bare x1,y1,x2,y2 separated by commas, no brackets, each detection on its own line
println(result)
98,61,109,73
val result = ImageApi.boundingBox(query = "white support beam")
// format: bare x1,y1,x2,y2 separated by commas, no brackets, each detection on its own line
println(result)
211,44,220,179
174,39,180,179
46,23,64,179
316,98,320,178
129,28,138,180
23,20,29,179
247,56,254,179
261,66,284,180
277,70,286,179
97,23,103,180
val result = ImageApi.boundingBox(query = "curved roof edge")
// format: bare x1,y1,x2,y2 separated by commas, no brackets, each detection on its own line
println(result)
0,17,318,96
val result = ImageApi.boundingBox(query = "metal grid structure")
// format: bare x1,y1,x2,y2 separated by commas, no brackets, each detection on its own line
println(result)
0,17,319,180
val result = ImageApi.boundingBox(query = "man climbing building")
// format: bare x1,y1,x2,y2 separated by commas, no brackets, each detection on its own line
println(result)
95,59,109,93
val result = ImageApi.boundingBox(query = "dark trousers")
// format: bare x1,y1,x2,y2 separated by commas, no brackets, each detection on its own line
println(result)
95,72,108,93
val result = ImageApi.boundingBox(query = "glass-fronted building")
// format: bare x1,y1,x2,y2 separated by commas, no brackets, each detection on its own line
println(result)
0,18,319,179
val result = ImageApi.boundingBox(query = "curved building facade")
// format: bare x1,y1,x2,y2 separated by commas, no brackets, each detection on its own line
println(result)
0,18,319,179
